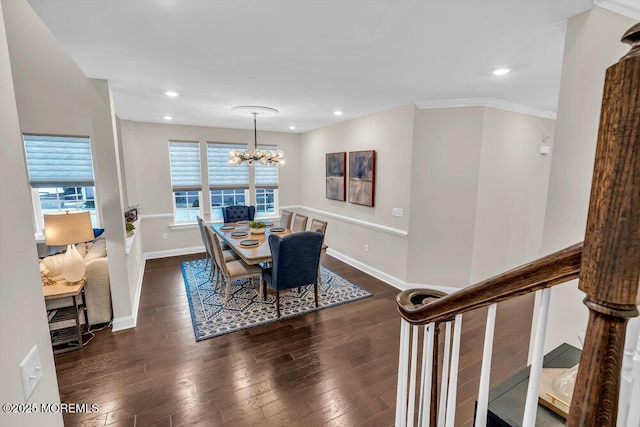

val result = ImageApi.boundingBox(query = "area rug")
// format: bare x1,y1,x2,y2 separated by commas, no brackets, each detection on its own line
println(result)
180,259,373,341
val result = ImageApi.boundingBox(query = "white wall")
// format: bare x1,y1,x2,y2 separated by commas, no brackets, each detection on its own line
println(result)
407,107,483,287
89,79,132,326
471,108,555,282
125,121,300,254
298,105,415,281
541,7,636,352
4,0,137,328
406,106,554,289
0,0,62,424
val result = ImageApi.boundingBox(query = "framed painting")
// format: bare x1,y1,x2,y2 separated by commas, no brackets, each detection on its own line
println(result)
124,208,138,223
326,152,346,201
348,150,376,207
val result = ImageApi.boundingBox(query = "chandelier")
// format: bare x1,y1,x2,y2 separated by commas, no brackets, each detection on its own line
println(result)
228,106,285,166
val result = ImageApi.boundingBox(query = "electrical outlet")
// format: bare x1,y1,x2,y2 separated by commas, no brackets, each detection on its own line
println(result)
19,345,42,400
162,233,168,240
364,244,369,253
393,208,404,217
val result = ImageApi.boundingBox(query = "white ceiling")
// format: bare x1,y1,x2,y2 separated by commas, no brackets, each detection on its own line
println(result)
26,0,596,133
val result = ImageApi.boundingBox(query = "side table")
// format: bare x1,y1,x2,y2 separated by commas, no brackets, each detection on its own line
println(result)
43,278,88,354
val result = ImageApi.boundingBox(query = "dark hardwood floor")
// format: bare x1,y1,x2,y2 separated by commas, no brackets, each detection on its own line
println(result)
55,254,534,426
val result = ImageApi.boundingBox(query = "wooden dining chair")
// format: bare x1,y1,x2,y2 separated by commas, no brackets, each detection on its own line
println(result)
198,216,233,282
261,232,324,317
207,228,261,307
309,218,328,285
279,210,293,229
292,214,308,232
196,216,213,275
309,218,327,235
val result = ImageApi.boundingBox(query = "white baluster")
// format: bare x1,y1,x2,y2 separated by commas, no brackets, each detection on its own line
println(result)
618,316,640,427
475,303,497,427
522,288,551,427
396,319,411,427
407,325,419,426
625,318,640,427
438,322,452,427
445,314,463,427
419,323,436,426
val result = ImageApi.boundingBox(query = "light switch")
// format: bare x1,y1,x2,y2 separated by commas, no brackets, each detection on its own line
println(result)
19,345,42,400
392,208,404,217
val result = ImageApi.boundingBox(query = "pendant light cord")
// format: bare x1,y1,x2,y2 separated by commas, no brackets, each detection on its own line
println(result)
253,112,258,150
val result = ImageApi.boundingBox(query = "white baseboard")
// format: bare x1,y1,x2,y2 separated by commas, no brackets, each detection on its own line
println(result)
326,248,459,295
402,282,460,295
112,315,135,332
111,250,149,332
114,245,459,333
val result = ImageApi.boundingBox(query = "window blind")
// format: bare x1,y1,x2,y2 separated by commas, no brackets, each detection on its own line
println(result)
23,134,95,188
255,145,279,189
207,142,249,190
169,141,202,191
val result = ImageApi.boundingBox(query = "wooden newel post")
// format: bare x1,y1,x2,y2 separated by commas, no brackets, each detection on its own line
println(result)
568,24,640,427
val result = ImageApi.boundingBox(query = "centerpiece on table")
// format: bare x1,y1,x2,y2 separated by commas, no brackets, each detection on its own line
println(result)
249,221,267,234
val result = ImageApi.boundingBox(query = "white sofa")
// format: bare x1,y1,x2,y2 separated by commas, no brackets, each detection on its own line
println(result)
41,237,112,327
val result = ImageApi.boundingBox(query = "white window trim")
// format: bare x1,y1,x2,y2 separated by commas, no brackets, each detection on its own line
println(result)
254,188,279,219
171,190,203,224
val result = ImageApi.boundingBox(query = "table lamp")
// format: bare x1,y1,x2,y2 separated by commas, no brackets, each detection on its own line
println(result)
44,210,95,283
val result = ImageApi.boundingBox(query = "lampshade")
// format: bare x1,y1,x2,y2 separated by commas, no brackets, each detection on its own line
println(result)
44,211,94,246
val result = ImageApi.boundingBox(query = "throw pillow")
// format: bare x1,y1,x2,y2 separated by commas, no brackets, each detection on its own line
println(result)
85,237,107,262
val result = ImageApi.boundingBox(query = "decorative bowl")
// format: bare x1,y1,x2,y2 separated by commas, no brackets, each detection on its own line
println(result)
250,227,266,234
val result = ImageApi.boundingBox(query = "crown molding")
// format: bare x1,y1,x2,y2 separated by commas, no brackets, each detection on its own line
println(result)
595,1,640,20
414,98,557,120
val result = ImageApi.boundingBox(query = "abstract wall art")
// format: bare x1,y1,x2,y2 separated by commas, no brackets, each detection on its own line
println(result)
348,150,376,207
326,152,346,201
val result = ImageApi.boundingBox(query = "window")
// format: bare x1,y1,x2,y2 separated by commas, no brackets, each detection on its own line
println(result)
207,143,249,221
23,134,98,232
169,141,202,223
255,188,276,216
254,145,279,217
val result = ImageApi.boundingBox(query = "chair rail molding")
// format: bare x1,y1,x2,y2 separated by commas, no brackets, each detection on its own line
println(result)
140,213,174,220
280,205,409,237
414,97,557,120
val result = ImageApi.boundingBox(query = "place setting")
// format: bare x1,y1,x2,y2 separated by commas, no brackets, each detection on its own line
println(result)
220,225,235,230
230,231,248,238
269,227,286,233
239,239,260,247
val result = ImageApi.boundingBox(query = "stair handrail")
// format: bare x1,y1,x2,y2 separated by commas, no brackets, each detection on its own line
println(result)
395,23,640,427
397,242,583,324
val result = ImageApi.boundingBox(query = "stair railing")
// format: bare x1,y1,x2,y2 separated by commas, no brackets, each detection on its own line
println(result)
395,23,640,427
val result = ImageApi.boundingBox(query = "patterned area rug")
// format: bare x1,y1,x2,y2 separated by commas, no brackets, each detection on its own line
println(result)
180,259,373,341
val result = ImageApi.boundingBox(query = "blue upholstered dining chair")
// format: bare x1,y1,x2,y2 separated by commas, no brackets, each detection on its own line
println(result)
260,231,324,317
222,205,256,223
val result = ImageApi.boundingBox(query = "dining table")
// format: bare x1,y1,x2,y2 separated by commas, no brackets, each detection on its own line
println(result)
211,221,293,265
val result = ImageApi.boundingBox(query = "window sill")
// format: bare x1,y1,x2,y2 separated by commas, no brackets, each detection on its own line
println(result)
168,222,199,230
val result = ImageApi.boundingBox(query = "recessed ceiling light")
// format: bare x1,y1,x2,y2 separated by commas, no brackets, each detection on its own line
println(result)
165,91,179,97
163,115,173,120
492,68,511,76
289,125,296,130
334,111,343,116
